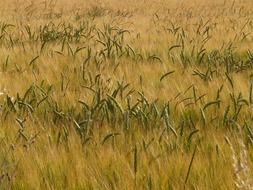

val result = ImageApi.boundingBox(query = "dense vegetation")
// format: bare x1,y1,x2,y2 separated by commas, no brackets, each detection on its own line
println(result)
1,0,253,189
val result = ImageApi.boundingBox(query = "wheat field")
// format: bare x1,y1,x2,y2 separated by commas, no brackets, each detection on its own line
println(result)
1,0,253,189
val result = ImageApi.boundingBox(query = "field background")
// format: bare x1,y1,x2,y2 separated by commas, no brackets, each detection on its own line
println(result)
1,0,253,189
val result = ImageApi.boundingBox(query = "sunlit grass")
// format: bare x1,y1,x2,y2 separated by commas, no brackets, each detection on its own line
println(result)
1,0,253,189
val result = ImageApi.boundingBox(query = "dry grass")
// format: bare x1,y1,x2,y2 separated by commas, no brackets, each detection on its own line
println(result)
1,0,253,189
